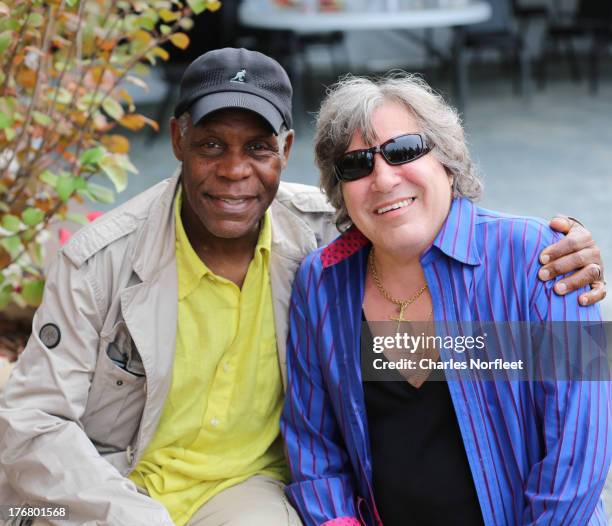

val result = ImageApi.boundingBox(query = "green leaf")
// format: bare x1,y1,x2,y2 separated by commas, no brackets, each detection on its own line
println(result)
187,0,207,14
21,207,44,227
32,111,52,127
66,212,89,226
0,112,12,129
0,31,12,54
118,154,138,174
53,87,72,105
22,279,44,306
0,286,11,310
28,12,44,27
179,17,194,31
137,15,155,31
77,92,104,112
102,98,125,121
73,176,87,190
160,24,172,35
4,126,15,141
99,156,127,192
56,176,75,202
80,146,105,166
1,214,21,232
66,0,79,7
27,241,44,267
1,235,21,257
39,170,58,187
84,183,115,204
21,227,36,242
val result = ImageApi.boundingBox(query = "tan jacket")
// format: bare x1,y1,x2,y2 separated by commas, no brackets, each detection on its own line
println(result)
0,173,337,525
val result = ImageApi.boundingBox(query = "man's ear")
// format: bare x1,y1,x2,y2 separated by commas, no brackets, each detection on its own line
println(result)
280,129,295,168
170,117,184,162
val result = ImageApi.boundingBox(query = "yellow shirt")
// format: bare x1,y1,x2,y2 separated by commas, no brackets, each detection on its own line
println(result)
129,191,287,526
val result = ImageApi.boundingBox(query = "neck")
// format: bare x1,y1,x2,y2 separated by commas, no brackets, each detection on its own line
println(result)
180,200,260,288
373,245,423,279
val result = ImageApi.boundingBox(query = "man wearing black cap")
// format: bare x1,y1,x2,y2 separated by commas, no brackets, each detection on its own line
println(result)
0,47,605,526
0,48,338,526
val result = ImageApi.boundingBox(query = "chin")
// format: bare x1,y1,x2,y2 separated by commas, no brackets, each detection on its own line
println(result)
205,219,259,240
377,225,433,254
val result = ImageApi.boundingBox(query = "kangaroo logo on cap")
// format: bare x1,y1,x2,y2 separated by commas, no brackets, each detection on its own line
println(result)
230,69,246,83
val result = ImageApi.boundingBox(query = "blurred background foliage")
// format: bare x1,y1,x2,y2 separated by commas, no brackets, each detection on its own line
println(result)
0,0,220,311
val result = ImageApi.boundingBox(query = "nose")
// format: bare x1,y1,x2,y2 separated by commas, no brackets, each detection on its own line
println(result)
371,152,401,193
217,149,251,181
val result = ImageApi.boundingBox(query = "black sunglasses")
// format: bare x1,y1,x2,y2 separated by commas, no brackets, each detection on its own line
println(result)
334,133,431,183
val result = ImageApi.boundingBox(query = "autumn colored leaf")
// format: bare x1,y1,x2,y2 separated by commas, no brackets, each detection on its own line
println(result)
131,29,153,44
16,69,37,89
207,0,221,12
118,89,135,111
170,32,189,50
101,134,130,154
119,113,147,131
159,8,180,22
0,248,11,271
152,46,170,61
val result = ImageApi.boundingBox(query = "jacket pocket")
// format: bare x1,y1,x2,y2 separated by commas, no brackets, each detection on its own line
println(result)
82,322,146,449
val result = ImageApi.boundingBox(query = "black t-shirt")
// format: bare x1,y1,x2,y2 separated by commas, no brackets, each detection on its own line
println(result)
361,316,485,526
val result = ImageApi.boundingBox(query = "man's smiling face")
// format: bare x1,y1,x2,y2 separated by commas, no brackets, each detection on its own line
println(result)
171,108,293,243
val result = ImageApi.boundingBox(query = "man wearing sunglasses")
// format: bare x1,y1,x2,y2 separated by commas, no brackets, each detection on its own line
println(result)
0,48,606,526
333,133,432,181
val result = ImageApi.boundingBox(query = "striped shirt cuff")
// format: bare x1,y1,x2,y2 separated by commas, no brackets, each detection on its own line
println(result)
321,518,361,526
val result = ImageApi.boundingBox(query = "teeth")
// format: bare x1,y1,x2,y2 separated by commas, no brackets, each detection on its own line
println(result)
376,198,415,214
216,197,247,204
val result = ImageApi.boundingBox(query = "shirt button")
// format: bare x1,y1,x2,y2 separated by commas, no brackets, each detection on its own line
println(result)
223,361,231,372
210,418,220,427
116,380,123,386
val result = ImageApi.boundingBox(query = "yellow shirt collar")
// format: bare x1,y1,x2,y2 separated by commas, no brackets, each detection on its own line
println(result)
174,188,272,300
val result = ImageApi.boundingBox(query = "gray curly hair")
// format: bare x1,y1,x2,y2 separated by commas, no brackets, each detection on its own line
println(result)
315,73,483,229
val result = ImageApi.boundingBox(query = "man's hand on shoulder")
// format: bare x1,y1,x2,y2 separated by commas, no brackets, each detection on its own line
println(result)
538,216,606,306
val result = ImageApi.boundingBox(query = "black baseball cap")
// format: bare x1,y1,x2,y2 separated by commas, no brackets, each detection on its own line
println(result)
174,48,293,134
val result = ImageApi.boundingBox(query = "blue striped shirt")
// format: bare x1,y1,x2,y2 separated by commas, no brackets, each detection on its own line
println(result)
281,197,611,526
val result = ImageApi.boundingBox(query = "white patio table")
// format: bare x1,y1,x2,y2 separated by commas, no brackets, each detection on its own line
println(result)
238,0,492,112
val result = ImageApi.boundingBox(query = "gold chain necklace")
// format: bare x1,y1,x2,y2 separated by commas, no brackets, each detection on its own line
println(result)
368,249,428,328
